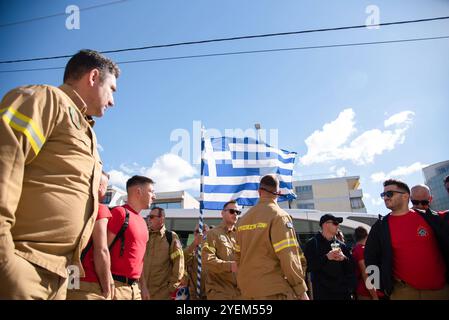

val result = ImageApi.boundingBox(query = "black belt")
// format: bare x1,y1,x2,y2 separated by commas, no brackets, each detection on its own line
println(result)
112,274,137,285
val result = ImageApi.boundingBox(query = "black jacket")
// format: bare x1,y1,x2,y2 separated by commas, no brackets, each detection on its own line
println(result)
304,232,356,300
364,209,449,296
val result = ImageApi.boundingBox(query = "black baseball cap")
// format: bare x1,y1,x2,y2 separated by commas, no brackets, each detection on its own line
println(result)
319,214,343,227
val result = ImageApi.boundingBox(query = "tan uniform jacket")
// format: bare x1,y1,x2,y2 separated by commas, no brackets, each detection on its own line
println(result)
202,222,240,299
0,84,101,283
143,226,184,299
183,239,207,299
235,198,307,299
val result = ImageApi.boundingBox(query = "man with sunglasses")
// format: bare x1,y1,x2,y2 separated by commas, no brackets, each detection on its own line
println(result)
202,200,241,300
304,214,356,300
141,207,184,300
365,179,449,300
410,185,434,212
236,175,309,300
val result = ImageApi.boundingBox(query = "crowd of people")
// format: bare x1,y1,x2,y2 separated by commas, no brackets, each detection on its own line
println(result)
1,49,449,300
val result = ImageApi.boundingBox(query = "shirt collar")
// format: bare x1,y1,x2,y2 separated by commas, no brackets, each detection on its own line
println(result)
219,222,236,233
58,84,95,127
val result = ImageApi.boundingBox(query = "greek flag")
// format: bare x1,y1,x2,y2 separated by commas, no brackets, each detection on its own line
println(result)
200,136,297,210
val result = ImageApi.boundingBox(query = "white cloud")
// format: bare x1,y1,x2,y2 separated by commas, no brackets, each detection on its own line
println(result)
108,154,200,193
370,162,427,183
384,111,415,127
371,198,384,206
300,109,414,166
97,144,104,152
108,169,130,189
329,166,348,177
144,153,200,193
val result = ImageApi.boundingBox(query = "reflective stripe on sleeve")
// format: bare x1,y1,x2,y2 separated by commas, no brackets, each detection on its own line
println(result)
272,237,299,253
1,107,45,155
202,242,216,254
170,248,183,260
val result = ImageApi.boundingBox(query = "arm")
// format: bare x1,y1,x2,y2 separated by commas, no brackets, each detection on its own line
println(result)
139,272,150,300
271,215,308,299
304,237,328,273
201,232,233,273
0,87,58,286
358,259,379,300
92,218,113,299
168,234,185,294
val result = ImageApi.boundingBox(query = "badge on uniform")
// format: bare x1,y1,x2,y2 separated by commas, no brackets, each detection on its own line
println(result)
286,222,294,229
219,235,227,242
69,106,81,130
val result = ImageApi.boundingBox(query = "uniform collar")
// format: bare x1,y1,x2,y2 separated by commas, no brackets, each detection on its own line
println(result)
258,197,277,205
219,222,236,233
58,84,95,127
150,224,166,236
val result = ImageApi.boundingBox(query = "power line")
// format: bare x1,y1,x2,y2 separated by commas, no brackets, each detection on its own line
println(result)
0,15,448,64
0,0,132,28
1,34,448,74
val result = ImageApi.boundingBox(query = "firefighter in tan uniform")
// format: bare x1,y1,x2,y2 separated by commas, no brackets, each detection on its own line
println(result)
0,50,119,300
236,175,309,300
182,224,209,300
142,207,184,300
202,201,241,300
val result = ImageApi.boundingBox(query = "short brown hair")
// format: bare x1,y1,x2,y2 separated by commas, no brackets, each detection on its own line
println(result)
63,49,120,83
383,179,410,194
259,174,279,192
126,175,154,191
354,226,368,242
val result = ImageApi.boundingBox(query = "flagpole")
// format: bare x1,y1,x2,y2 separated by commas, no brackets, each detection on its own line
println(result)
196,126,206,299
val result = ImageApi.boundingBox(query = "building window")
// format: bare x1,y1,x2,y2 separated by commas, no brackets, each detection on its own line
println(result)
296,185,313,200
297,203,315,210
350,198,365,209
151,202,182,209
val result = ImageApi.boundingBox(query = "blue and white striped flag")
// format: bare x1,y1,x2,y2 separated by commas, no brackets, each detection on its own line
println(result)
200,136,297,210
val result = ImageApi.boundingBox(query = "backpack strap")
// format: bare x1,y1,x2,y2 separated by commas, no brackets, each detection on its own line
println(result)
80,240,93,262
165,230,173,248
109,208,130,256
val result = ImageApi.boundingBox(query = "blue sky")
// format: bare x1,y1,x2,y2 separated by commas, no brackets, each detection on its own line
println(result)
1,0,448,214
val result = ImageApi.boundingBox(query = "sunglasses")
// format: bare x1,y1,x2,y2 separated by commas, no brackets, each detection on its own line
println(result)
225,209,241,216
411,199,430,206
380,190,406,198
149,214,162,219
326,221,339,226
260,187,281,196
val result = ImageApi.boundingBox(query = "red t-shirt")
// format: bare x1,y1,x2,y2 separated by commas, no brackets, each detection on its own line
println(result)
389,210,446,290
352,243,385,298
81,204,112,283
108,204,149,279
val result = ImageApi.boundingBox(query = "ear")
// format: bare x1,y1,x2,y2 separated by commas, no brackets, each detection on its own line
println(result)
88,68,101,87
429,195,433,203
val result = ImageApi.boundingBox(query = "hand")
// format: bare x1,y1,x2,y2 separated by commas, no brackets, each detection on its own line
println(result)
231,261,238,273
102,282,114,299
326,249,345,261
141,285,150,300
